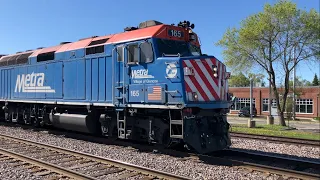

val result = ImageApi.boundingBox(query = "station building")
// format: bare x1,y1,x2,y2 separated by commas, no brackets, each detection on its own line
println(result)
228,86,320,118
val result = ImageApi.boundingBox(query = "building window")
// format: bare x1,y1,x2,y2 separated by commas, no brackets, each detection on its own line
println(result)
296,99,313,114
232,98,255,110
262,98,277,112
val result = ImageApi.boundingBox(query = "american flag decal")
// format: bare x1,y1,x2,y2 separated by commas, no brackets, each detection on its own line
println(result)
148,86,162,100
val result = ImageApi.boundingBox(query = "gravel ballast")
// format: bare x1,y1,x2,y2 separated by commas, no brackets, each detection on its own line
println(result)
0,125,318,180
0,159,43,180
231,138,320,160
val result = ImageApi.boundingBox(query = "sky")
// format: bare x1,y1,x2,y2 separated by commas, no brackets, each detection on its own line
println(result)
0,0,319,83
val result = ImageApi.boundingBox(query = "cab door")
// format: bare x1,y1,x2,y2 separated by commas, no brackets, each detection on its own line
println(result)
126,42,145,103
113,45,127,106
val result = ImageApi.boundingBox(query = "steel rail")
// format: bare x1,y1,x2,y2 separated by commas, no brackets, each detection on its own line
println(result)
207,149,320,180
0,133,191,180
227,158,320,180
0,123,318,180
230,132,320,147
0,147,96,180
173,149,320,180
190,153,320,180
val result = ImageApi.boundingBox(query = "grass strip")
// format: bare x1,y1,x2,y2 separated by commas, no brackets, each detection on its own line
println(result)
230,124,320,141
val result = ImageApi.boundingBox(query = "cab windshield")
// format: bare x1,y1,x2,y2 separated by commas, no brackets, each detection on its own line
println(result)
156,39,202,57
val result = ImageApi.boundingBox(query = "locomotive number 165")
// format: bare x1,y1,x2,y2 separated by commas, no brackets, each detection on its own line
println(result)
168,29,184,38
130,90,140,97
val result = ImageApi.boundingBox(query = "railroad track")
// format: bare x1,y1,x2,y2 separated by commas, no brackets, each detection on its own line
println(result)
210,148,320,180
0,134,191,180
0,123,319,180
230,132,320,147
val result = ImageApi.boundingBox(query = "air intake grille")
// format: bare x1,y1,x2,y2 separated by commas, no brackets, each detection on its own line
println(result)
0,52,32,67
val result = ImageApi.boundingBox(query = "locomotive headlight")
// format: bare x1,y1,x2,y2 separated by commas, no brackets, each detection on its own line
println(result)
192,92,198,101
212,65,218,72
212,65,218,78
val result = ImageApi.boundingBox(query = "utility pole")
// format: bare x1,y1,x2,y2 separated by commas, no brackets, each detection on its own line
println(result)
318,56,320,118
292,46,296,121
248,79,255,128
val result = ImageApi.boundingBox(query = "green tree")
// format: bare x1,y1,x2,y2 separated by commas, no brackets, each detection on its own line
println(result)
216,0,320,126
228,72,250,87
289,76,312,86
248,73,266,87
312,74,319,86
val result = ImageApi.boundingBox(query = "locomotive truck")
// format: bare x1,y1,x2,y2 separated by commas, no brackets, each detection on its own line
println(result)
0,20,232,154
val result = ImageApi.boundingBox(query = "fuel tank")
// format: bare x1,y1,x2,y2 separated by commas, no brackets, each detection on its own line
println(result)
49,113,100,134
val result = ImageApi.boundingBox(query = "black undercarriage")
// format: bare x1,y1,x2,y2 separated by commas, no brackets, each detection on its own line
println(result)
0,101,231,154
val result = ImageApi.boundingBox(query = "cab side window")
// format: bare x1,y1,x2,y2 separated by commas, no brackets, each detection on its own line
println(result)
117,46,124,62
128,44,139,63
140,42,154,63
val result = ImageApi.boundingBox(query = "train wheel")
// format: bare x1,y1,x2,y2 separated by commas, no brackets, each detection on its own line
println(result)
23,110,30,125
161,129,172,148
0,108,4,122
31,117,40,127
101,125,109,136
5,112,11,122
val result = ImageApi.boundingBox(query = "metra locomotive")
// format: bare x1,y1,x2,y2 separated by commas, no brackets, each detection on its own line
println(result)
0,20,232,154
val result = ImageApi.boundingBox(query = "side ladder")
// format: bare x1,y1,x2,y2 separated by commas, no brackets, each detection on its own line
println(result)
169,110,183,139
116,108,127,139
115,81,126,105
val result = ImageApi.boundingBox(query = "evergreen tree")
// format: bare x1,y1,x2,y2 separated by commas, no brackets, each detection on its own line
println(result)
312,74,319,86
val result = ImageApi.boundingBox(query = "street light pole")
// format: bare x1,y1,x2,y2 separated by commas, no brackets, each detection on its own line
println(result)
250,79,253,122
248,79,255,128
292,46,296,121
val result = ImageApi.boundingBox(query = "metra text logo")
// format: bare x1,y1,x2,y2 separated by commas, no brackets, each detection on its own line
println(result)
14,72,55,93
131,69,154,79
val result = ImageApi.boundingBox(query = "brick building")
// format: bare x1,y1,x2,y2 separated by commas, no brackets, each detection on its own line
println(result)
228,86,320,118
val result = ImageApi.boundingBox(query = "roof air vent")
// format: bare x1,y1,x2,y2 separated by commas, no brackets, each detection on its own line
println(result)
25,49,33,52
16,51,22,54
60,42,72,45
37,47,45,49
138,20,163,29
79,36,98,41
124,26,138,32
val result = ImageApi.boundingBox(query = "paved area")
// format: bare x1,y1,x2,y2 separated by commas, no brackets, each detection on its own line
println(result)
227,115,320,132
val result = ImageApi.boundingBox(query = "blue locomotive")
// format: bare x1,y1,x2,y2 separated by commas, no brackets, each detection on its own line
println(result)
0,20,232,154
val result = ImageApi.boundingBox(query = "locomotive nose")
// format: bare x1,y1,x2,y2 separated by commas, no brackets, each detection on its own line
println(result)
182,57,228,102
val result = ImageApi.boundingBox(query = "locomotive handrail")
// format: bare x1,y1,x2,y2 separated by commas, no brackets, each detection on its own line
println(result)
165,61,178,65
165,75,178,79
112,47,116,105
165,90,179,93
162,53,181,57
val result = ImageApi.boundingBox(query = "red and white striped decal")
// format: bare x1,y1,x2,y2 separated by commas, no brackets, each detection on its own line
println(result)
183,58,224,102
